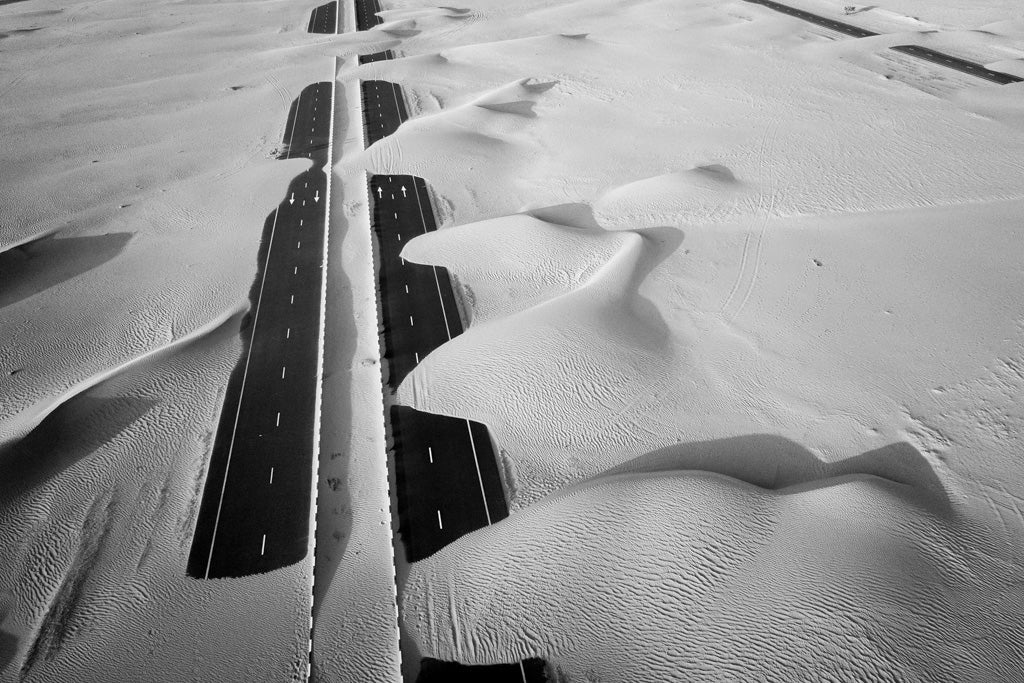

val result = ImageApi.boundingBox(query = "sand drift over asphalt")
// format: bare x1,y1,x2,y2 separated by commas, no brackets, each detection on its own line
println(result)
346,0,1024,678
403,455,1024,681
0,0,341,675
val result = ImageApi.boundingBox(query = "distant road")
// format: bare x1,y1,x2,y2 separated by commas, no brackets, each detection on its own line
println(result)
189,81,332,579
891,44,1023,84
742,0,1023,84
307,1,337,34
743,0,876,38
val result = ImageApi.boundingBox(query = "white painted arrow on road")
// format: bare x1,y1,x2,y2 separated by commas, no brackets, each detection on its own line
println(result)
401,186,407,198
314,190,320,203
377,187,383,198
289,192,295,205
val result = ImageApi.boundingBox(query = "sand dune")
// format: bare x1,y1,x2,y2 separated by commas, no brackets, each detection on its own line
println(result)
400,212,632,323
0,232,132,309
403,459,1023,681
0,301,308,681
0,0,344,676
4,0,1024,677
365,0,1024,678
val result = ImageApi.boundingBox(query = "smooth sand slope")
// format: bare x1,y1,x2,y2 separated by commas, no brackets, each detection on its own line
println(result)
0,0,403,679
3,0,1024,679
345,0,1024,679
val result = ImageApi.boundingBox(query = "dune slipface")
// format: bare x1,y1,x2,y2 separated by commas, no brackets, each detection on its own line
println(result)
352,0,1024,679
4,0,1024,678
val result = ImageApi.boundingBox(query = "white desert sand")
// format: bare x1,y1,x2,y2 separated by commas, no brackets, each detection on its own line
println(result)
343,0,1024,679
3,0,1024,679
0,0,406,680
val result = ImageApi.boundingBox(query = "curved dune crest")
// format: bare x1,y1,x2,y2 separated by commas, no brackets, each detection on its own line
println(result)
403,467,1023,681
400,211,630,322
594,166,749,229
398,220,686,502
603,434,955,512
0,306,244,446
0,232,133,310
469,78,558,118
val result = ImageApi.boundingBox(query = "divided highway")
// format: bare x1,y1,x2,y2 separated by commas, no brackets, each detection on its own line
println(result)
743,0,1023,84
189,81,332,579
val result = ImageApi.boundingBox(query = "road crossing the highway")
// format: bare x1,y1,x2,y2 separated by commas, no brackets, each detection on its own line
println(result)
743,0,1023,84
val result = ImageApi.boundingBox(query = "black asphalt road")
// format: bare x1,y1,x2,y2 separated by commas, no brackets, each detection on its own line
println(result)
357,2,547,678
418,658,548,683
389,405,507,562
307,1,337,34
356,0,383,30
371,174,459,390
365,84,545,683
368,169,509,562
359,48,395,66
891,44,1023,84
362,80,408,143
188,81,332,579
743,0,877,37
356,0,395,65
362,75,510,558
743,0,1023,84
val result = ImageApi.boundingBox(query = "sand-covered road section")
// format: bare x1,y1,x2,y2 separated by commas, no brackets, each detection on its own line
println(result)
340,0,1024,678
0,0,402,679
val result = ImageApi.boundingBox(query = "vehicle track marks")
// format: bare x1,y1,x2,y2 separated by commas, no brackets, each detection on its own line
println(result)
722,122,778,323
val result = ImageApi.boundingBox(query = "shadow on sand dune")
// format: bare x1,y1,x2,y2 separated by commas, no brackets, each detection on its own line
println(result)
0,628,14,680
0,594,15,681
0,310,242,502
603,435,952,514
0,394,155,502
530,201,685,346
0,232,133,309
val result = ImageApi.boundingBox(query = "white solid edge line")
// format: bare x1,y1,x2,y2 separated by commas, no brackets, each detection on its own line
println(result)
410,184,453,340
286,88,303,157
388,80,403,124
307,60,337,678
390,82,491,522
464,420,493,525
205,203,283,579
353,50,405,673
